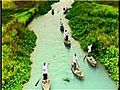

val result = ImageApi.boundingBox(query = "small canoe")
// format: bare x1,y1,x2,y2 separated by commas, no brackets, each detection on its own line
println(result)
86,56,97,67
71,63,84,79
41,77,51,90
60,25,64,32
64,40,71,47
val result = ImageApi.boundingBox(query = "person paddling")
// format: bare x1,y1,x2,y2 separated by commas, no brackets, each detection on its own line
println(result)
83,44,93,61
63,7,68,15
64,30,69,41
43,63,49,80
60,19,63,25
88,44,92,56
72,54,78,70
60,19,64,32
52,9,54,15
63,7,66,11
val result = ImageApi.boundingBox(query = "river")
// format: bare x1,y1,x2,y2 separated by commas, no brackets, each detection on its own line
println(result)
23,0,117,90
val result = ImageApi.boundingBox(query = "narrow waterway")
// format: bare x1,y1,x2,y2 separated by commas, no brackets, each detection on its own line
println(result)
23,0,117,90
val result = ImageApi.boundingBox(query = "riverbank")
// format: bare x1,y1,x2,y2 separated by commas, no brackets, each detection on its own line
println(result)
2,1,58,90
65,1,119,86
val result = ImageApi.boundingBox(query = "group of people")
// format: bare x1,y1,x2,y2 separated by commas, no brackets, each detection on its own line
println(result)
60,19,69,41
42,44,93,80
51,7,68,15
63,7,68,14
83,44,93,61
72,44,93,70
42,7,93,81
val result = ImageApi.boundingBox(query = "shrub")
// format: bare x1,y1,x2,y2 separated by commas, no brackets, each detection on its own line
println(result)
66,1,118,86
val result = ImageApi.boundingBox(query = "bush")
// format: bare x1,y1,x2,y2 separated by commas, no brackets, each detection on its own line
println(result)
66,1,118,86
2,21,37,90
2,1,58,90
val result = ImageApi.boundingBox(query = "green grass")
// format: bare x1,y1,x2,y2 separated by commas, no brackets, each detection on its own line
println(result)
2,21,37,90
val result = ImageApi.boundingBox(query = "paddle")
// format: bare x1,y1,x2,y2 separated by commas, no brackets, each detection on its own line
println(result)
77,61,80,68
35,78,41,86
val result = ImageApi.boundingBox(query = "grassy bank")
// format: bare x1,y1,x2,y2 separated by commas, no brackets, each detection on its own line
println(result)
2,1,58,90
66,1,119,86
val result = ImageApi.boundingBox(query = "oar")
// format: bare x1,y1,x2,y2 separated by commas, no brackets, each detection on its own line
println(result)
35,78,41,86
77,61,80,68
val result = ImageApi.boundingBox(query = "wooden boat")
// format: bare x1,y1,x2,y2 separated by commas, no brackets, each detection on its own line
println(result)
60,25,64,32
86,56,97,67
64,40,71,47
41,76,51,90
71,63,84,79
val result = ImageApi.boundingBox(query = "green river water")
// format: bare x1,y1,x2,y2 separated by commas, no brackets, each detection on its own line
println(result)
23,0,118,90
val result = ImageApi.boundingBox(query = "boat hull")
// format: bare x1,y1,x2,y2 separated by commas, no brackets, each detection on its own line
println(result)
64,40,71,47
86,56,97,67
60,25,64,32
41,77,51,90
71,64,84,79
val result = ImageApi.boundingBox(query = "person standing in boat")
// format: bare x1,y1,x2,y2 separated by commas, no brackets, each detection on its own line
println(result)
88,44,92,56
43,63,49,80
63,7,66,11
51,9,54,15
60,19,63,25
64,30,69,41
83,44,93,61
72,54,78,70
63,7,68,15
60,19,64,32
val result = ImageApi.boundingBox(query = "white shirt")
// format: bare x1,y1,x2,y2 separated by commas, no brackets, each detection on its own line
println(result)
72,55,77,63
64,31,68,38
88,45,92,53
43,63,48,74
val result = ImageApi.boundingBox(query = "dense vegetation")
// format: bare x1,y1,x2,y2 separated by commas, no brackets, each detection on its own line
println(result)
95,1,119,7
66,1,119,86
2,1,58,90
2,20,37,90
